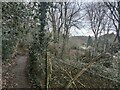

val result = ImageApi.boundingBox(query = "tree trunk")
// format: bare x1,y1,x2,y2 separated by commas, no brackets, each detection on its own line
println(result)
52,14,57,43
117,1,120,43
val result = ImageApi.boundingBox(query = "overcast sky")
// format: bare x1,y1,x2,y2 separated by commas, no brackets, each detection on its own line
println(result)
70,27,94,36
70,27,116,37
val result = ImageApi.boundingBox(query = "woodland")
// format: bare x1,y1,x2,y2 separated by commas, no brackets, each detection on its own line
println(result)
1,1,120,89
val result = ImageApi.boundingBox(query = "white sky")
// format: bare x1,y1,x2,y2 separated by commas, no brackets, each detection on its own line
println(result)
70,27,94,36
70,27,116,37
22,0,118,2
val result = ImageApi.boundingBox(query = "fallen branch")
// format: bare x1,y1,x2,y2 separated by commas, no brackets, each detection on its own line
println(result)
77,80,86,88
54,63,77,88
59,67,77,88
47,52,53,88
66,53,105,88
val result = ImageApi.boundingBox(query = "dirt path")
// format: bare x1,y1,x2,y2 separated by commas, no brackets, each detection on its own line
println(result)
12,55,30,88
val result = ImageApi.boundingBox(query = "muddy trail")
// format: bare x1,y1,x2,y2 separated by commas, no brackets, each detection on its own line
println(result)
12,55,30,88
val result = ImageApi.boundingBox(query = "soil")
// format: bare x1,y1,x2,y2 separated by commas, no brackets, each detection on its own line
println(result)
11,55,30,88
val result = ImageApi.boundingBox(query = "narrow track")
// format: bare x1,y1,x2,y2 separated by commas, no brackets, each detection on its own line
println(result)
12,55,30,88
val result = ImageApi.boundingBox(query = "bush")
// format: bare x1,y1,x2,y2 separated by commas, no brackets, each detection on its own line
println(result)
2,39,16,61
70,45,79,50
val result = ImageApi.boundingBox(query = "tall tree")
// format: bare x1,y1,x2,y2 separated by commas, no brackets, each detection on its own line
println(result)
86,2,109,54
105,1,120,43
61,2,83,58
28,2,49,88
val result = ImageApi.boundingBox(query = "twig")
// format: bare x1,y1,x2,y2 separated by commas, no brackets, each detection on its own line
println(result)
66,53,105,88
77,80,86,88
47,52,53,88
54,64,77,88
60,67,77,88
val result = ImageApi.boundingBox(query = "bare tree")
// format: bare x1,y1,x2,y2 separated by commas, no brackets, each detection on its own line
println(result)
48,3,65,43
48,2,84,58
105,1,120,43
85,2,109,54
